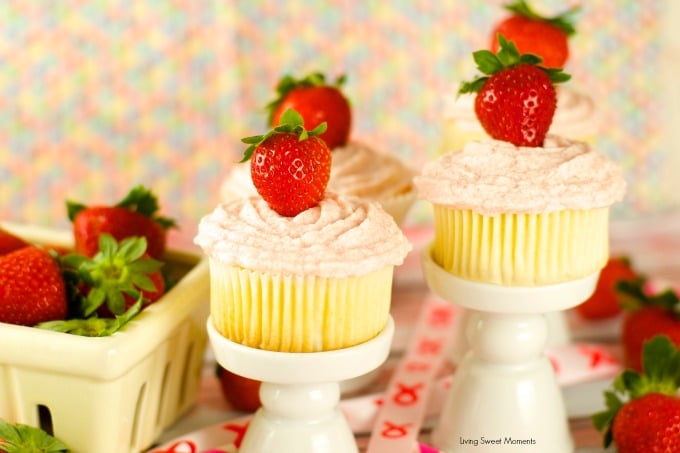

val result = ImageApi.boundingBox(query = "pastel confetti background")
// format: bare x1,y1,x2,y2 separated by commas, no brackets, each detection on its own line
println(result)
0,0,677,246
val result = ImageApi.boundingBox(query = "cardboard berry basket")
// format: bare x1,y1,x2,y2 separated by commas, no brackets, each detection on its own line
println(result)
0,222,210,453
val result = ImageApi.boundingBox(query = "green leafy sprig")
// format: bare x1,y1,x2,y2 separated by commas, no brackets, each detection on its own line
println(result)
459,34,571,95
240,108,327,163
0,418,70,452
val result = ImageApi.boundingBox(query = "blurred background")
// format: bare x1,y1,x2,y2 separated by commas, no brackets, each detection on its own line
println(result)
0,0,677,248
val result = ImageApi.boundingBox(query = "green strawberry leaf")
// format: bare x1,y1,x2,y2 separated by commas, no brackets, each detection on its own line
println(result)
240,108,328,163
67,185,176,229
35,298,142,337
62,234,163,317
591,390,623,448
459,33,571,95
615,278,680,316
0,418,70,452
503,0,580,36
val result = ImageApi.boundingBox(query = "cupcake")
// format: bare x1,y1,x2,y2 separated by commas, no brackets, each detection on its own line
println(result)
196,109,411,352
268,71,416,224
417,136,624,286
327,141,417,225
440,1,598,154
416,38,625,286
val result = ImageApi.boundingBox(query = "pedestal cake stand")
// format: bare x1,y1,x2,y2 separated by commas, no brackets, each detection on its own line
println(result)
422,248,598,453
207,316,395,453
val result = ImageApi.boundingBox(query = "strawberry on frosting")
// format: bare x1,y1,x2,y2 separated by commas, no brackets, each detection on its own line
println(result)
459,35,570,147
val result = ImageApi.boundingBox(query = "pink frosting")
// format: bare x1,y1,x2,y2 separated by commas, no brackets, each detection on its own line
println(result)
415,135,626,215
194,193,411,277
328,141,416,199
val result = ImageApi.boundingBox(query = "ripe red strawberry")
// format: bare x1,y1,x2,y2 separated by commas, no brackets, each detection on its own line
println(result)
575,257,638,320
593,336,680,452
490,0,579,69
459,35,570,147
67,185,176,259
216,365,262,412
241,108,331,217
0,246,68,326
0,227,29,255
267,72,351,150
62,234,165,318
615,278,680,371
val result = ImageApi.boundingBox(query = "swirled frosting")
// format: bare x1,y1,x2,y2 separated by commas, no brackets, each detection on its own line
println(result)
195,193,412,277
415,135,626,215
328,141,416,199
443,86,600,138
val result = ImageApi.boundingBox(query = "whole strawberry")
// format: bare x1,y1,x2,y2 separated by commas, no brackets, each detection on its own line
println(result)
459,35,570,147
67,185,176,259
0,227,29,256
241,108,331,217
575,257,639,320
216,365,262,412
616,279,680,371
267,72,351,150
0,246,68,326
490,0,579,69
592,335,680,452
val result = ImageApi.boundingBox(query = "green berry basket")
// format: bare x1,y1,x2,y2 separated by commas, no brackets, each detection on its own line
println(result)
0,222,210,453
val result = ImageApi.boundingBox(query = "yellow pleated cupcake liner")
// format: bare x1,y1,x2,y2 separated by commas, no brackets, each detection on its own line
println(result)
432,206,610,286
208,259,394,352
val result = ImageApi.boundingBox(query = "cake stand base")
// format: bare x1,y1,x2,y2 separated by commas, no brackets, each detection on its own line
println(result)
207,317,395,453
422,249,597,453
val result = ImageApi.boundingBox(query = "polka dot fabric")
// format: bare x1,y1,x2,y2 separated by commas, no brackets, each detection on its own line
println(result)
0,0,674,247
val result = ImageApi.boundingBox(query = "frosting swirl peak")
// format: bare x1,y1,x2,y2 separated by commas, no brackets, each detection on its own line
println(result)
415,135,626,215
195,193,411,277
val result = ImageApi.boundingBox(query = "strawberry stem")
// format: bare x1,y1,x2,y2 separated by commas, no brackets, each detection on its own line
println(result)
240,108,327,162
459,34,570,96
62,234,163,317
503,0,580,36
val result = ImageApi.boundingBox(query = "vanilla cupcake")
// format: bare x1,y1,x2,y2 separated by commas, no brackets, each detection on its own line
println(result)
195,193,411,352
415,135,625,286
441,86,600,154
219,142,417,226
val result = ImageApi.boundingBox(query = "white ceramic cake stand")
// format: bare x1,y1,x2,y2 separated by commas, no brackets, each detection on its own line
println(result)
422,248,598,453
207,316,395,453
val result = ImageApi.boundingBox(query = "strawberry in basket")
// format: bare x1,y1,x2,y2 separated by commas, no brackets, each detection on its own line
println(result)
0,228,29,256
0,246,68,326
67,185,176,259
